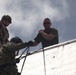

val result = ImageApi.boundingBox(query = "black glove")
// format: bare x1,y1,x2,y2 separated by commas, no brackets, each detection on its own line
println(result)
26,41,33,46
15,58,20,63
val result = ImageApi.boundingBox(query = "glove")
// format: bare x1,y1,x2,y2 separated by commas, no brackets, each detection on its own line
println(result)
26,41,33,46
15,58,20,63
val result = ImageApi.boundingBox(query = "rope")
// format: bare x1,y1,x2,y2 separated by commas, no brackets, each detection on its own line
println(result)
20,46,30,75
19,46,29,59
42,47,46,75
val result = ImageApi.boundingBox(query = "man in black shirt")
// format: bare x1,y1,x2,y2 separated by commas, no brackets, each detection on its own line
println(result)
28,18,59,48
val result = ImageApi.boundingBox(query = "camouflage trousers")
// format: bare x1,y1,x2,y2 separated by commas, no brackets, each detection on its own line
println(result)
0,65,18,75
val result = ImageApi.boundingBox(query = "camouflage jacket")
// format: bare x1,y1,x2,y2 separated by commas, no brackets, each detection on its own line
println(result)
0,21,9,46
0,42,26,65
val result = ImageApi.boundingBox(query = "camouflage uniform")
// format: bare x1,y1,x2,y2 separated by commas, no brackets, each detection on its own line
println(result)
0,21,9,47
0,15,12,48
0,41,26,75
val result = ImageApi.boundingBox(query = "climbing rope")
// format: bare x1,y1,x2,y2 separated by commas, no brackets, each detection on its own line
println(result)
20,46,30,74
42,47,46,75
16,46,30,75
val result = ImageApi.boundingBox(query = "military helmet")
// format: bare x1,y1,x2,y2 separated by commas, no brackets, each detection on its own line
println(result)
10,36,23,44
1,15,12,23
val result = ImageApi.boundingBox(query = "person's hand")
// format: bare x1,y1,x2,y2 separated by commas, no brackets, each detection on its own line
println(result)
39,29,44,34
26,41,33,46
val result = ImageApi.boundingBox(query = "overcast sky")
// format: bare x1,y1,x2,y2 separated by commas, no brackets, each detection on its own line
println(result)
0,0,76,51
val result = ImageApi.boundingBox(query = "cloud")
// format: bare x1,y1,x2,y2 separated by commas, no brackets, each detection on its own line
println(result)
1,0,76,50
7,0,69,36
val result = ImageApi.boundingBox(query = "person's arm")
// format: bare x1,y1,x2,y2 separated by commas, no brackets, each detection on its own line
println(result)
26,40,39,46
33,41,39,46
4,42,27,52
12,43,27,51
39,30,56,41
27,32,41,46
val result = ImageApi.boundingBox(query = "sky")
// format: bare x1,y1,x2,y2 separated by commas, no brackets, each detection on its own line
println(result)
0,0,76,52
